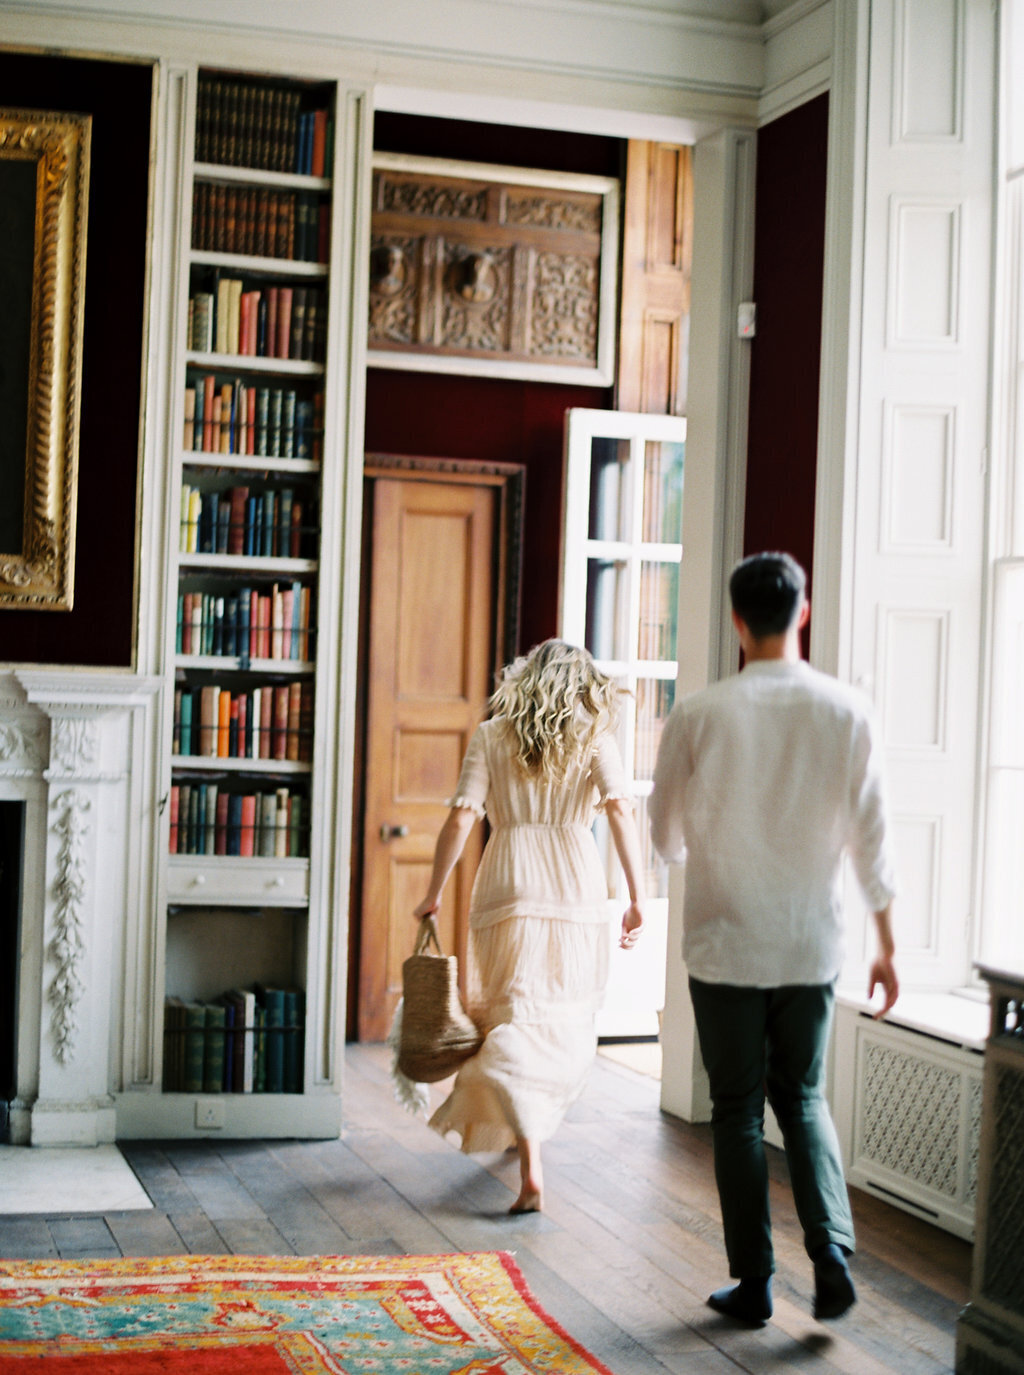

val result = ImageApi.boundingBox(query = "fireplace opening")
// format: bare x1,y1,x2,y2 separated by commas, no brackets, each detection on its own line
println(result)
0,802,24,1143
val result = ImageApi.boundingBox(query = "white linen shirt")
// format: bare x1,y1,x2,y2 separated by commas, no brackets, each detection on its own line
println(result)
649,660,897,987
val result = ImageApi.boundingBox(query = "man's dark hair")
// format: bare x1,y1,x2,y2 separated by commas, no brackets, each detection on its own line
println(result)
729,552,806,638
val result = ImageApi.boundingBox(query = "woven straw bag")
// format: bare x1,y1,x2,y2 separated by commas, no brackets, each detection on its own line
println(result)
397,915,482,1083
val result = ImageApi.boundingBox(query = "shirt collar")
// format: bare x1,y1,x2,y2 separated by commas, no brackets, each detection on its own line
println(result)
739,658,809,676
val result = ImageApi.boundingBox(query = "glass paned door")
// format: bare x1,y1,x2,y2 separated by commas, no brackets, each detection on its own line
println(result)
561,408,686,1036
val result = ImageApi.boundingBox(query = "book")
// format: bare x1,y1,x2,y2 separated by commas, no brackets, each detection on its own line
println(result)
168,785,180,854
215,790,229,856
224,988,256,1093
259,790,277,857
255,985,286,1093
286,681,302,762
163,996,185,1090
276,287,293,360
203,783,218,855
290,287,307,361
182,1001,207,1093
240,793,257,857
311,109,327,178
203,1002,227,1093
272,685,289,761
283,988,305,1092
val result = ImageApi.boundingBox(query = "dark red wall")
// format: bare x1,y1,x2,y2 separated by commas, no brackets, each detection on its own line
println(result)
0,53,152,667
366,114,622,652
744,93,829,651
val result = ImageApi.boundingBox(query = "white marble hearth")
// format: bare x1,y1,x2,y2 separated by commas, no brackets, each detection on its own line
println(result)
0,1145,152,1214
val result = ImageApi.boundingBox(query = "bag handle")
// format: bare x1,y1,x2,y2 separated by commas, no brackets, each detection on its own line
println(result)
413,912,444,956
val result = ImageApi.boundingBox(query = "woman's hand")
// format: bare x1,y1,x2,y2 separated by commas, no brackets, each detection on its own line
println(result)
619,901,644,949
412,899,439,921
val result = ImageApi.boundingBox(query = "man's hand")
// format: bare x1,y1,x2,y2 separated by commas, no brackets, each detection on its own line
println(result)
867,953,899,1019
620,901,644,949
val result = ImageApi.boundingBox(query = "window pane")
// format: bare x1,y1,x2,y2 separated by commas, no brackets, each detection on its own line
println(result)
585,557,625,661
588,437,630,542
638,561,678,661
642,439,684,544
635,677,675,780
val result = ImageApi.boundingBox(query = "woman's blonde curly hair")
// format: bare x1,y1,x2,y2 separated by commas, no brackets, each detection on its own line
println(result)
489,639,623,780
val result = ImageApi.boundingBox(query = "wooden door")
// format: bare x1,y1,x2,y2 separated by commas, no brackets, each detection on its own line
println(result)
357,475,497,1041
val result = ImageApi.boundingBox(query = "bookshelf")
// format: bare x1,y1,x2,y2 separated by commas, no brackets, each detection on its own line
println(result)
142,67,355,1137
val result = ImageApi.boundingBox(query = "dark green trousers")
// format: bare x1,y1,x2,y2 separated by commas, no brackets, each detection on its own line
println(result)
688,977,855,1278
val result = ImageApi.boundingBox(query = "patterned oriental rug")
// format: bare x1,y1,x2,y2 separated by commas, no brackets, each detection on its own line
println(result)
0,1252,615,1374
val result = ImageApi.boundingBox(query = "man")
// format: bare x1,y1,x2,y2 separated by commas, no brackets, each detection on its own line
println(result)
650,551,898,1327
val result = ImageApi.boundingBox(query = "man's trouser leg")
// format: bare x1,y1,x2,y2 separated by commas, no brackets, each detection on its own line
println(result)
764,982,855,1258
688,978,774,1278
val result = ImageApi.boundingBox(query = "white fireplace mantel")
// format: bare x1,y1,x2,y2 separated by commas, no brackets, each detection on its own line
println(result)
0,670,161,1147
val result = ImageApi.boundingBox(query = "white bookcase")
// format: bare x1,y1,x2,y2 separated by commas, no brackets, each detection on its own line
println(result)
116,64,367,1138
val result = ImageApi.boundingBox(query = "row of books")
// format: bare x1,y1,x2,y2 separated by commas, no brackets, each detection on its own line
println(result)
163,986,305,1094
188,281,325,363
183,377,323,461
196,75,332,177
169,783,307,857
193,182,328,263
179,485,314,560
173,681,313,764
176,583,314,662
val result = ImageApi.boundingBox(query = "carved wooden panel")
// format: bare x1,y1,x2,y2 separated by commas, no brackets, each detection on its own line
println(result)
368,153,618,384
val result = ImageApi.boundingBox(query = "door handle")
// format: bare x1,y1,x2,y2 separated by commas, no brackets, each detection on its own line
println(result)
380,823,410,842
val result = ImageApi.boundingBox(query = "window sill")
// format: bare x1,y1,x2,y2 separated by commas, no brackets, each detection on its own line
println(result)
835,986,988,1052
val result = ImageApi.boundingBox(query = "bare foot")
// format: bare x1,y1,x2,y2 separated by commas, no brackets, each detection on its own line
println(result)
509,1188,542,1214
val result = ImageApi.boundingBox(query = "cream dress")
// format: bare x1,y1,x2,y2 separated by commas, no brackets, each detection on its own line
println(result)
429,717,630,1152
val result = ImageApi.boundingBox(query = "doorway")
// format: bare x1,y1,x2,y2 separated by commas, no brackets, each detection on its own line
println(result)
352,456,523,1041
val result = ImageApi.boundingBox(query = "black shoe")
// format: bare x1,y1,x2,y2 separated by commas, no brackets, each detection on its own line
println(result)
707,1277,773,1326
813,1243,856,1319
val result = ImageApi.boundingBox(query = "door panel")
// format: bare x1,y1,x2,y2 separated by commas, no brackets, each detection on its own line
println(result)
358,477,495,1041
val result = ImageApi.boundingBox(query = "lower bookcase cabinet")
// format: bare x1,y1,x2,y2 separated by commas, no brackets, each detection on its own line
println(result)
115,902,340,1140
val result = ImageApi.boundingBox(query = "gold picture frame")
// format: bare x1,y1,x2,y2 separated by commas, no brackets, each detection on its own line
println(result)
0,109,90,611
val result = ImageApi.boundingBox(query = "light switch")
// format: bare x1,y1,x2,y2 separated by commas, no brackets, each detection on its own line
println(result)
738,301,757,338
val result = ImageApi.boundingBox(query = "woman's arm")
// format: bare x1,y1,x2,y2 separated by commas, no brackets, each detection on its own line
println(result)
412,806,479,918
604,797,645,948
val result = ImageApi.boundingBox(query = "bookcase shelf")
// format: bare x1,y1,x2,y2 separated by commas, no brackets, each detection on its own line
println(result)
172,756,312,774
191,251,328,279
194,161,331,193
175,654,315,674
186,351,324,377
178,553,317,574
146,63,350,1137
183,453,320,475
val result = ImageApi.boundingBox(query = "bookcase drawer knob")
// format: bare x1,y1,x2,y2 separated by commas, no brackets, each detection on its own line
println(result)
189,873,206,887
268,876,285,888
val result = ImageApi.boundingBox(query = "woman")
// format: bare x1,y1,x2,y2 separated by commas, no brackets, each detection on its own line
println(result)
412,639,645,1214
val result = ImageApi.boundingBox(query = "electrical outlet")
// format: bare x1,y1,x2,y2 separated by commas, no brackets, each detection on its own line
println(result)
195,1099,225,1129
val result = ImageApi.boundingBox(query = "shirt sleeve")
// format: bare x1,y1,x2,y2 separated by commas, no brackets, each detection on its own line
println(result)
590,730,632,809
649,703,691,864
446,724,489,819
847,711,898,911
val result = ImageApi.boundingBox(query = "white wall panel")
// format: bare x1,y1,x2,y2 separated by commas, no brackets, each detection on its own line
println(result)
892,0,963,143
879,608,949,752
882,403,955,551
888,814,941,955
888,200,961,347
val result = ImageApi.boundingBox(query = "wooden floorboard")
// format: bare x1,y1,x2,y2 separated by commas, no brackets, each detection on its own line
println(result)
0,1045,970,1373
